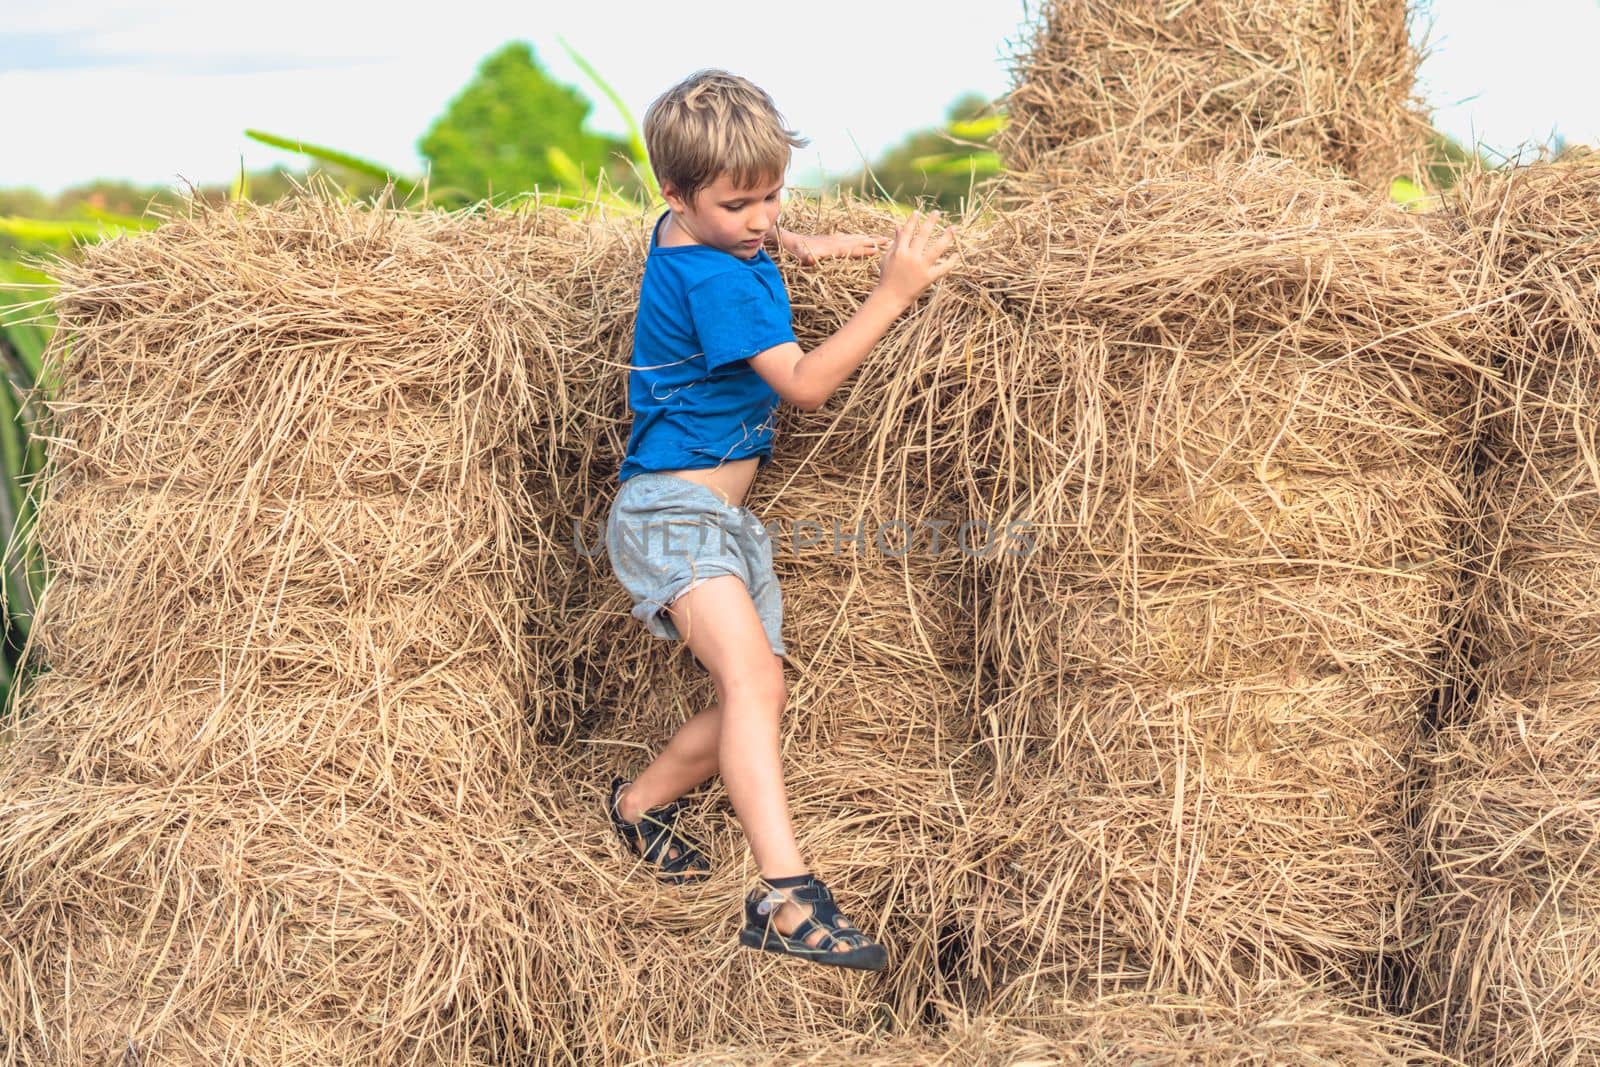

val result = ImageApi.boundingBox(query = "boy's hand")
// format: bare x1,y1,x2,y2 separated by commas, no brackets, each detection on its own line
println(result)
874,209,957,309
780,230,891,266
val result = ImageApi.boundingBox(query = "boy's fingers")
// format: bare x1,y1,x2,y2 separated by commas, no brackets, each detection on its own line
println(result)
914,210,943,253
908,212,934,254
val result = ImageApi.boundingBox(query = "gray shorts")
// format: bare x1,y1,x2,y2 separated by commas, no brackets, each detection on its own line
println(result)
605,472,785,657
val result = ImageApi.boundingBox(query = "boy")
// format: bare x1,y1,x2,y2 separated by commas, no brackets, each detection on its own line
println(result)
603,69,956,972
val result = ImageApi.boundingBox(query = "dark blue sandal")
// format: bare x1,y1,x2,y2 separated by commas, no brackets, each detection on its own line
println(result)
606,776,710,884
738,872,887,972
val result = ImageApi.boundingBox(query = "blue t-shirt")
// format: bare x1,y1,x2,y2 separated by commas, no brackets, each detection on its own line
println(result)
618,211,796,482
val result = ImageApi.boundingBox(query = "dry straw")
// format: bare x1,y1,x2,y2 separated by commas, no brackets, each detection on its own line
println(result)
488,157,1486,1053
995,0,1433,195
658,982,1451,1064
0,193,553,1064
0,142,1506,1059
1415,152,1600,1065
1,0,1496,1054
952,158,1487,1011
0,184,1000,1061
506,197,987,1057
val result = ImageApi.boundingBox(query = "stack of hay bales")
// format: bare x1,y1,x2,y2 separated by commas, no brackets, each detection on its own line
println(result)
1416,155,1600,1064
951,158,1480,1015
0,170,1485,1061
0,199,550,1063
0,32,1500,1057
995,0,1431,195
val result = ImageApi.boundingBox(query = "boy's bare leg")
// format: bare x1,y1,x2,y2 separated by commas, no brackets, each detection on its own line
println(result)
616,702,723,821
661,575,799,875
653,573,851,953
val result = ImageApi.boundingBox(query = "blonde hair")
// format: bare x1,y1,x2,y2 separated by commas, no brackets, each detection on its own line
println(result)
643,70,810,206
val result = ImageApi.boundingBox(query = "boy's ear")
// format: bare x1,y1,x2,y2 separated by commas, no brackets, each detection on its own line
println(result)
660,182,689,213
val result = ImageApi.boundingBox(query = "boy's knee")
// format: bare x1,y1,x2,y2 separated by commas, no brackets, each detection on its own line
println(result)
717,664,786,711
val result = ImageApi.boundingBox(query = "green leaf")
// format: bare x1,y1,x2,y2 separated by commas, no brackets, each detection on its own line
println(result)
947,115,1007,140
0,381,25,532
910,151,1002,176
0,338,40,420
531,154,640,214
0,217,126,243
555,35,655,197
0,262,52,287
0,361,33,636
545,145,587,189
244,129,403,182
0,262,55,384
0,324,44,380
1389,176,1429,211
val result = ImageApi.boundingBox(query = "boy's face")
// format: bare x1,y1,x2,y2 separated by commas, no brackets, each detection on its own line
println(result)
662,171,784,260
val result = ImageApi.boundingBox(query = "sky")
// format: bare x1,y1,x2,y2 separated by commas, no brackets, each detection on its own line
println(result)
3,0,1598,197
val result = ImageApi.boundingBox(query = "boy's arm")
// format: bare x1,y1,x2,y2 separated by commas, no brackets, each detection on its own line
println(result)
749,210,956,412
747,288,910,412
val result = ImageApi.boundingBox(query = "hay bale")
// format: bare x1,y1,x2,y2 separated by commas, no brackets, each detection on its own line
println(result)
1470,439,1600,696
951,159,1481,1005
0,197,549,1064
477,192,992,753
1423,883,1600,1066
954,675,1419,1003
1414,155,1600,1064
536,445,984,1052
1424,687,1600,903
1012,568,1453,690
448,194,990,1062
995,0,1431,194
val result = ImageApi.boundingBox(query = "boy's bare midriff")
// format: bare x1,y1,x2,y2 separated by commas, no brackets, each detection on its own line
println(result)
656,456,759,509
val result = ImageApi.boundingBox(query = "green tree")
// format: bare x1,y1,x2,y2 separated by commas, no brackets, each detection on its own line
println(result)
418,42,632,206
837,92,1003,212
